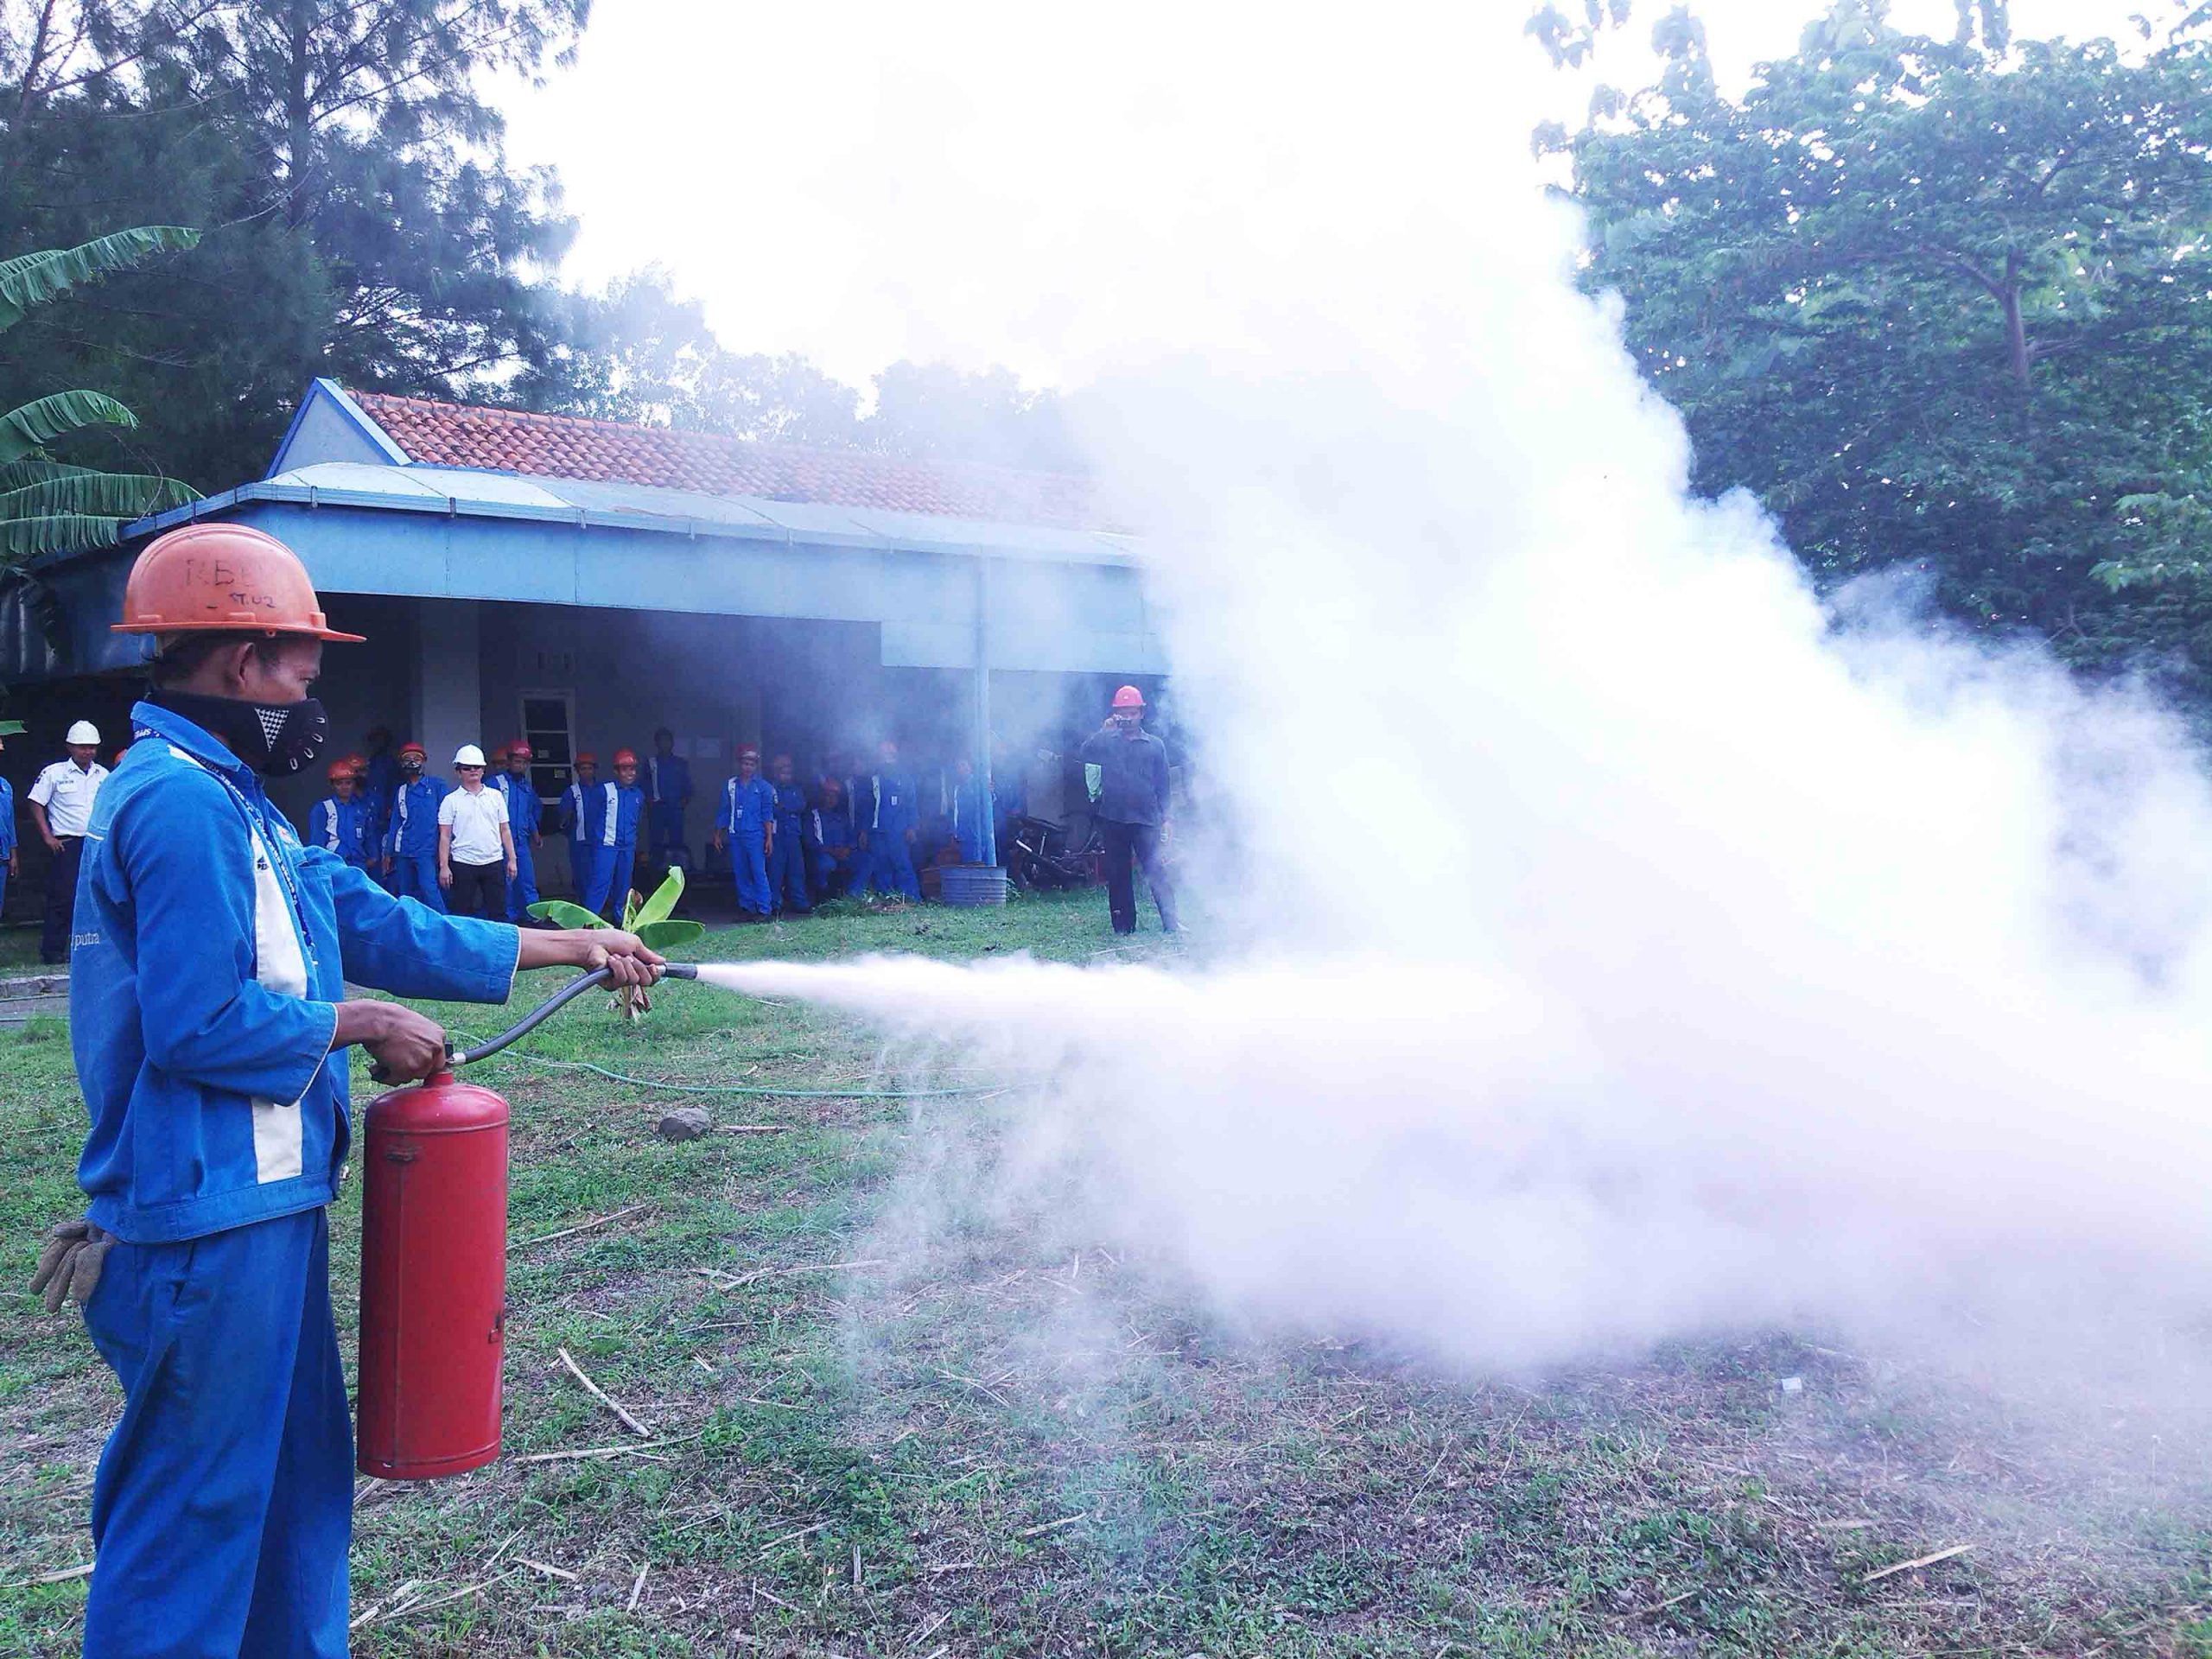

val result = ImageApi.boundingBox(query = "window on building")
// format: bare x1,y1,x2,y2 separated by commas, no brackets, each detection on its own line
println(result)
519,693,574,804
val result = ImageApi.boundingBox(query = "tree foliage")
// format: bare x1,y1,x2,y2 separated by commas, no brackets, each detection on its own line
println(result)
1550,0,2212,699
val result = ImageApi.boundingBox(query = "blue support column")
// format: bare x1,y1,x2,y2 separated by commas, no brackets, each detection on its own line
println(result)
975,559,998,868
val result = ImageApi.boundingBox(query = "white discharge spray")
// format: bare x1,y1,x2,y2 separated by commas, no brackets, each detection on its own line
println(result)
706,7,2212,1382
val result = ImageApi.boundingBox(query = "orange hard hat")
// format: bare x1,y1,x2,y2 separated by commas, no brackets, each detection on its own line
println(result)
1111,684,1146,709
612,747,638,767
507,739,533,760
737,744,760,760
111,523,365,641
398,740,426,760
327,760,356,780
575,751,597,766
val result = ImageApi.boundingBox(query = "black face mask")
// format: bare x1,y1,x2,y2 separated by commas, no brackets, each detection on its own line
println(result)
149,688,329,778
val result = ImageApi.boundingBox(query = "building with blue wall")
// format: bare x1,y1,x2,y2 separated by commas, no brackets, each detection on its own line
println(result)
0,380,1167,902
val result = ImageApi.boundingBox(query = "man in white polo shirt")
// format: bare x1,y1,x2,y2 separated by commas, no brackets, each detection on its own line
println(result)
30,720,108,964
436,743,518,919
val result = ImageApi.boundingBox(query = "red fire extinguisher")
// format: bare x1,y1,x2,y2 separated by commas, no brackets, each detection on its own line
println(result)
352,964,695,1479
356,1066,510,1479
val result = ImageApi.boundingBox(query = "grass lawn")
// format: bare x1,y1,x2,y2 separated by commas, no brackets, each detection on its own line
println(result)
3,893,2209,1656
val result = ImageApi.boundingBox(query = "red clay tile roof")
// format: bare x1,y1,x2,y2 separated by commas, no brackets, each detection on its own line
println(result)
347,390,1101,530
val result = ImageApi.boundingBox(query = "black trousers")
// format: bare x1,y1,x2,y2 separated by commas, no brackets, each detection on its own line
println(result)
41,835,82,963
447,859,508,920
1101,819,1178,935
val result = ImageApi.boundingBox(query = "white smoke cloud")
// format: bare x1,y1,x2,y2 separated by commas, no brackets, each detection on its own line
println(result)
700,5,2212,1389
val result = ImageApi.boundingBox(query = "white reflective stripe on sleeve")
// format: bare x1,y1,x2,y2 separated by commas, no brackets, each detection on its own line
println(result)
248,813,311,1185
601,782,619,846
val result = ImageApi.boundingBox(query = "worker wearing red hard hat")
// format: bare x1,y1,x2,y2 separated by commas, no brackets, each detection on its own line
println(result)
307,756,375,871
489,740,543,923
1078,684,1179,936
573,747,644,917
31,521,663,1658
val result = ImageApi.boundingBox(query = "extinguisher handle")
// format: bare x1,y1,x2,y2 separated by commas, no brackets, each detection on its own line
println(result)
368,1037,459,1087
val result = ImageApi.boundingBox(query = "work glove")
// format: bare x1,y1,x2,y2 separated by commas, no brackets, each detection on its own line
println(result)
28,1219,112,1313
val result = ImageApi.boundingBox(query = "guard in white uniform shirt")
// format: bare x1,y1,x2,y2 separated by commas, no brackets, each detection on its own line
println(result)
435,744,518,919
29,719,109,964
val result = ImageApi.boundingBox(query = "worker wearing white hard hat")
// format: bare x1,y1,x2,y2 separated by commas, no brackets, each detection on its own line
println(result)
437,742,516,918
29,719,111,963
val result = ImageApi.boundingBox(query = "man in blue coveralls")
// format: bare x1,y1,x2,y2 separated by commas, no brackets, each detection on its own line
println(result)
599,748,645,916
765,753,810,917
948,754,990,864
712,745,776,922
805,775,858,902
557,751,603,902
359,727,399,887
855,738,922,901
380,740,446,911
305,759,374,870
29,521,662,1659
0,721,17,917
490,739,543,922
644,727,692,869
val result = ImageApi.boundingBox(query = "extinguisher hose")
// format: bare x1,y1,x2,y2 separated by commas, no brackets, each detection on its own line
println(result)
369,963,700,1083
454,962,700,1067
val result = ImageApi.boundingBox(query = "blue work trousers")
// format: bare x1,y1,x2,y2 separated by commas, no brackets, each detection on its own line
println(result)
856,833,921,901
389,851,447,913
507,837,540,923
810,849,856,901
767,830,810,913
83,1209,350,1659
647,801,688,862
728,830,771,915
581,843,636,918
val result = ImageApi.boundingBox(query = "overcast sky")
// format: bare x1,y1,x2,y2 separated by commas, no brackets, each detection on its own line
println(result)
499,0,2162,390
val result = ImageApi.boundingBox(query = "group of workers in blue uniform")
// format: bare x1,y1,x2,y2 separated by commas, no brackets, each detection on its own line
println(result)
28,521,664,1659
708,736,983,920
305,739,545,922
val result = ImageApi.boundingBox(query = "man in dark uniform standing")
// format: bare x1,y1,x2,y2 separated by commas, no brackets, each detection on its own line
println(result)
1078,685,1179,936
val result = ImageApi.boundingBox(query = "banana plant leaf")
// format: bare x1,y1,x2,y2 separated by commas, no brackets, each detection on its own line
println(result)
632,866,686,930
0,227,200,333
0,472,194,520
635,918,705,950
526,899,606,930
0,391,137,467
1,512,134,561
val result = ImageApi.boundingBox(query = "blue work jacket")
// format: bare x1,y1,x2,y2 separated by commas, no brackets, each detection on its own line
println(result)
645,753,691,805
307,794,373,866
717,774,778,842
362,751,401,834
491,770,541,839
607,782,643,849
861,770,915,838
560,778,602,845
805,803,855,855
0,775,14,858
71,703,518,1244
771,779,807,835
384,774,447,858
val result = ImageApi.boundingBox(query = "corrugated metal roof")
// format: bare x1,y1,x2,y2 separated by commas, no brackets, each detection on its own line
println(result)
180,464,1140,565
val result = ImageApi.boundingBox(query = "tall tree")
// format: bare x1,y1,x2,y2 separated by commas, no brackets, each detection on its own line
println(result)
1551,2,2212,698
0,0,589,486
